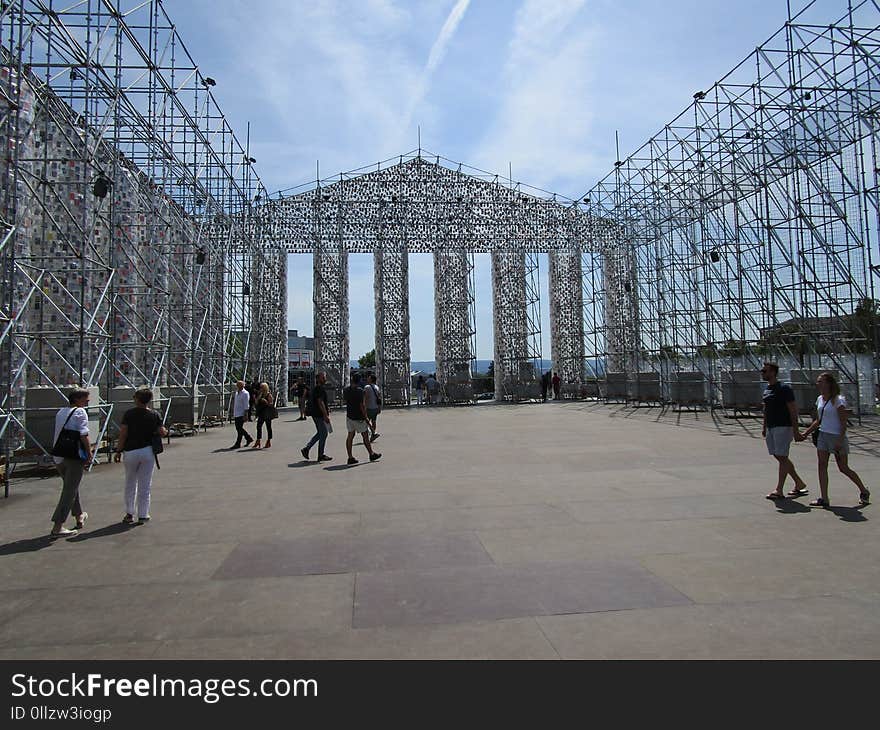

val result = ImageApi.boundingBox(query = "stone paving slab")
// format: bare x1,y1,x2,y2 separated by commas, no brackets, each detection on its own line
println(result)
352,560,692,628
213,532,493,579
0,401,878,658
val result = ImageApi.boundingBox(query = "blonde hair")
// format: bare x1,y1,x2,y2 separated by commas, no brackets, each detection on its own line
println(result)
817,372,840,400
259,382,270,395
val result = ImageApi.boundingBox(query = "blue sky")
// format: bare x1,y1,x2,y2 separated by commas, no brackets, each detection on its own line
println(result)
170,0,849,360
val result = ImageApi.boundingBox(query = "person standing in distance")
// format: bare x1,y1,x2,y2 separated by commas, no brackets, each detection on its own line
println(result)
302,371,332,462
231,380,253,449
343,374,381,465
760,362,808,501
49,388,93,537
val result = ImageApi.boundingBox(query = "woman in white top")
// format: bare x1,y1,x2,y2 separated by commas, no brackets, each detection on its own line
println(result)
801,372,870,508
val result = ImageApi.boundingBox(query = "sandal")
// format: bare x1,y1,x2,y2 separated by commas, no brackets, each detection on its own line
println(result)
809,498,830,508
859,489,871,506
766,492,785,500
786,488,808,497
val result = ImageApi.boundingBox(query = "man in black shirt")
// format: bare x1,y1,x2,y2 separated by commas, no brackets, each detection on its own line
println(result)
301,372,332,462
761,362,808,500
343,374,381,466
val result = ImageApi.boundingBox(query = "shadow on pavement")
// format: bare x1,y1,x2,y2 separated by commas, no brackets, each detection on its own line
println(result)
0,535,55,556
828,505,868,523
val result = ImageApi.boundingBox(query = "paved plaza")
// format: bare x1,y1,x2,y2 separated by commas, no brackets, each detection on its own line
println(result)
1,401,879,659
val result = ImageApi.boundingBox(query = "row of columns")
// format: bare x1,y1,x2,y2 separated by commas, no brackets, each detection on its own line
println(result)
313,250,591,401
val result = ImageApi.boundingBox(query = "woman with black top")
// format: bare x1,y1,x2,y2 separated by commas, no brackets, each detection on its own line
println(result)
113,389,167,524
252,382,276,449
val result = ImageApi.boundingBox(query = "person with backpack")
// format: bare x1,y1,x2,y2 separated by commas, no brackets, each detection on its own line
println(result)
48,388,93,538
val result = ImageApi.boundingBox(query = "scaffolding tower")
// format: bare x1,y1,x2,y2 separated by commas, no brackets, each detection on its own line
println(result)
0,1,285,493
581,0,880,413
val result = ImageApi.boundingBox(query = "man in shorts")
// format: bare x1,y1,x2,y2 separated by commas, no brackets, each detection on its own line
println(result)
761,362,808,500
343,374,381,466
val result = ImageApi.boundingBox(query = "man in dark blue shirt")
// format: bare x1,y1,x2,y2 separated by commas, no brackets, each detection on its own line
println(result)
761,362,808,500
343,374,381,466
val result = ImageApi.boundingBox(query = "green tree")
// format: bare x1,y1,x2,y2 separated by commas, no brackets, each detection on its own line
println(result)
358,349,376,368
850,298,879,353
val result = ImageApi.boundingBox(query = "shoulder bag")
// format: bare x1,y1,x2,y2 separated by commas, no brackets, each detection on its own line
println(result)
151,412,164,469
51,408,85,460
812,400,828,446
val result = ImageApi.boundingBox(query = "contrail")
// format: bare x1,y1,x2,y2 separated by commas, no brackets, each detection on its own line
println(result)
401,0,471,141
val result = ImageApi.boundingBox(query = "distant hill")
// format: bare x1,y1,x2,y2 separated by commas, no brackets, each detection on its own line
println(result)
351,358,605,375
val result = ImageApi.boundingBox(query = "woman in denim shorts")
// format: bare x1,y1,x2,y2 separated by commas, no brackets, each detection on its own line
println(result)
801,372,870,508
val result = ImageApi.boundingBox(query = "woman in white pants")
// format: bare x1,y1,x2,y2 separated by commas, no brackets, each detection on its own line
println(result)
114,388,167,524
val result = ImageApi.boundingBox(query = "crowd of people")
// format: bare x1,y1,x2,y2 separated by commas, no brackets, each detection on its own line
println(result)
44,363,870,538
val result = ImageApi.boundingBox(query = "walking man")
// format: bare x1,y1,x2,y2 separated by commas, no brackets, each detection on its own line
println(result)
231,380,253,449
552,371,561,400
364,373,381,442
343,374,381,465
761,362,808,500
49,388,93,537
540,370,550,402
302,371,332,461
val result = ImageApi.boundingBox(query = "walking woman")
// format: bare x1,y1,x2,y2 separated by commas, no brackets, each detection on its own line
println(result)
801,372,870,508
114,388,167,524
252,382,276,449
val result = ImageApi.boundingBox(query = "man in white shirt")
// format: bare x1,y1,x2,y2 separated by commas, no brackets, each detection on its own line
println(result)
49,388,93,537
231,380,253,449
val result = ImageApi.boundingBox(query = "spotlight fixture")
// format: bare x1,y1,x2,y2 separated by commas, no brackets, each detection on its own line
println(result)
709,250,721,263
195,248,206,265
623,282,632,293
242,283,251,296
693,90,706,100
69,68,79,81
92,174,110,199
202,77,216,87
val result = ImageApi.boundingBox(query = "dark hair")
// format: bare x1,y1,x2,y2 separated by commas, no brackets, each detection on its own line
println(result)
67,388,90,405
368,374,377,383
818,372,840,399
762,362,779,375
134,388,153,405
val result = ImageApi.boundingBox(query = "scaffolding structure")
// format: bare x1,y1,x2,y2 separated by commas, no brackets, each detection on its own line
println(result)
581,0,880,412
272,151,592,402
0,1,286,493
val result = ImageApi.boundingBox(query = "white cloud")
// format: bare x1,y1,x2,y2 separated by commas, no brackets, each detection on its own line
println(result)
472,0,598,196
400,0,472,139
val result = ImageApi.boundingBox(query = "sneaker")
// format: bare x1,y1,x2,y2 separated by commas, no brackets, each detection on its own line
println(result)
347,456,358,465
318,454,332,462
369,452,382,462
137,516,151,524
122,514,135,524
300,447,309,460
859,489,871,506
49,527,76,538
73,512,89,529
